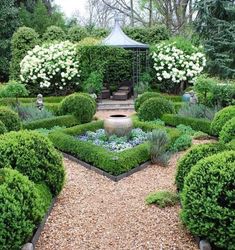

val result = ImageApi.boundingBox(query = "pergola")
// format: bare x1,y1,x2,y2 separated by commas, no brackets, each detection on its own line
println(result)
101,18,149,88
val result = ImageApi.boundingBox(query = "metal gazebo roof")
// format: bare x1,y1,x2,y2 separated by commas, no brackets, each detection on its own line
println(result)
102,18,149,49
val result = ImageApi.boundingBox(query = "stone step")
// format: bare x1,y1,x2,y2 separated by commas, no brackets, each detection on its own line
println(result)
97,105,134,111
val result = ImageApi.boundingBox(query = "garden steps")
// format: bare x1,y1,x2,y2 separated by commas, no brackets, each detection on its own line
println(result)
97,99,134,111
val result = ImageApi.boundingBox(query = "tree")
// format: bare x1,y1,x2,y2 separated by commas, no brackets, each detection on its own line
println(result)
195,0,235,79
0,0,19,82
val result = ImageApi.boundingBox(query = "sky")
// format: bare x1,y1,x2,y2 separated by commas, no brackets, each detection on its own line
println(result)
54,0,88,18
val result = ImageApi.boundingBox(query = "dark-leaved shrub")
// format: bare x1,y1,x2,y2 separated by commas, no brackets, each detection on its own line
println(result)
219,117,235,143
134,92,161,111
0,168,51,250
59,93,96,123
0,107,21,131
0,131,65,195
211,106,235,136
0,121,7,134
138,97,175,121
43,25,66,42
181,151,235,249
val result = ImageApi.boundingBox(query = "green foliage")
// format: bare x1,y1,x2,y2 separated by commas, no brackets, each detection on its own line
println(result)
176,142,227,191
138,97,175,121
83,71,103,95
23,115,79,130
77,45,132,86
162,114,212,134
0,107,21,131
170,134,192,152
176,124,195,135
134,72,151,95
148,130,170,166
10,26,39,79
227,139,235,150
0,121,7,134
124,25,170,44
59,93,96,124
134,92,162,111
68,26,87,42
0,0,19,81
195,0,235,79
145,191,179,208
0,130,65,195
0,168,51,250
192,131,210,140
181,151,235,249
43,25,66,42
211,106,235,135
220,117,235,143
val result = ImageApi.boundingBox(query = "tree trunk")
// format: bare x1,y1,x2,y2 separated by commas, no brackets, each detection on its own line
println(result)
130,0,134,26
149,0,153,27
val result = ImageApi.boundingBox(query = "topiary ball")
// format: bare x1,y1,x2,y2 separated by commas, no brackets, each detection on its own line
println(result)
43,25,66,42
0,131,65,196
138,97,174,121
219,117,235,143
0,120,7,134
0,168,49,249
176,142,227,192
181,151,235,249
59,93,96,123
211,106,235,136
134,92,162,111
0,107,21,131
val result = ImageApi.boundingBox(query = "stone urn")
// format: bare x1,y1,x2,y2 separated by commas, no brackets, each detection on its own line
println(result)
104,115,133,137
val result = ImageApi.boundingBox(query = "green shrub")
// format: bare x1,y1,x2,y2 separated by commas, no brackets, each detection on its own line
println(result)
83,70,103,95
43,25,65,41
0,168,51,250
0,120,7,134
44,103,60,114
181,151,235,249
134,92,161,111
173,102,184,112
176,143,227,191
145,191,179,208
211,106,235,136
138,97,175,121
219,117,235,143
162,114,212,134
227,139,235,150
23,115,79,130
10,26,39,79
68,26,87,42
0,107,21,131
170,134,192,152
59,93,96,123
0,131,65,195
176,124,195,135
148,130,170,166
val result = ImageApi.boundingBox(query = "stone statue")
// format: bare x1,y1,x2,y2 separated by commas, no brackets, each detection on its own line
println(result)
36,94,44,110
189,91,198,105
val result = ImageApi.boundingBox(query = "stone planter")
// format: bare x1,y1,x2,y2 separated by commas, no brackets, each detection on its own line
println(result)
104,115,133,137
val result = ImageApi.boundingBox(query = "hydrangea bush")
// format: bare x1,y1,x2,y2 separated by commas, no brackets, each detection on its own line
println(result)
20,41,80,94
152,42,206,92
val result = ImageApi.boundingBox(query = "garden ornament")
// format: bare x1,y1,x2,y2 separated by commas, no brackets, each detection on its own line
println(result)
189,91,198,105
36,94,44,110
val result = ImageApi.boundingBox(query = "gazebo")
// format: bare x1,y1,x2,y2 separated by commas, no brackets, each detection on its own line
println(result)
102,18,149,93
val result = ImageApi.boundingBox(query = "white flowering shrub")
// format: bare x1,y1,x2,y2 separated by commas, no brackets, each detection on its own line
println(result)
20,41,80,94
152,42,206,93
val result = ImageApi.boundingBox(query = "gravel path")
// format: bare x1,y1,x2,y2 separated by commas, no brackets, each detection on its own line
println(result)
36,152,199,250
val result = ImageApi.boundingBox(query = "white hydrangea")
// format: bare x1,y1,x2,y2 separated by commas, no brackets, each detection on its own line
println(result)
152,43,206,85
20,41,80,91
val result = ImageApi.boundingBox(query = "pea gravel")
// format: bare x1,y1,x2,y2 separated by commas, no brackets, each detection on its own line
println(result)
36,151,201,250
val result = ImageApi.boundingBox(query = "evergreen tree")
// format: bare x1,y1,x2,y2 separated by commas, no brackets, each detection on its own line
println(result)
0,0,19,81
195,0,235,79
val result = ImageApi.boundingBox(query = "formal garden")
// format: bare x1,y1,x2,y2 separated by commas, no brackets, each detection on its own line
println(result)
0,0,235,250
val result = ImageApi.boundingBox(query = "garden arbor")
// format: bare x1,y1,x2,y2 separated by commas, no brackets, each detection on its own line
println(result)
102,18,149,90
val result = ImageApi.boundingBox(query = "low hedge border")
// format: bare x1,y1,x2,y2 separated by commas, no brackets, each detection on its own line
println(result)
23,115,79,130
162,114,212,134
49,120,181,176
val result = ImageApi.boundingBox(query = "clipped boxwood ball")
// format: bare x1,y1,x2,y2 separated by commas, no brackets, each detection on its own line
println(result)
211,106,235,136
220,117,235,143
0,107,21,131
59,93,96,123
0,131,65,196
138,97,174,121
0,120,7,134
134,92,161,111
176,142,227,192
181,151,235,249
0,168,48,250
